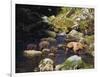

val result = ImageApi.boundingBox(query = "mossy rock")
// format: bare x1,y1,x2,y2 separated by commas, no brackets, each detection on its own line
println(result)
61,60,83,70
45,30,57,38
60,55,84,70
58,55,94,70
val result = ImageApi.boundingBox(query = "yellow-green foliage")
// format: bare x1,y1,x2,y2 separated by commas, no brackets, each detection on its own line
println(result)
79,20,89,30
48,7,94,33
85,35,94,55
85,35,94,45
48,7,76,32
48,14,74,32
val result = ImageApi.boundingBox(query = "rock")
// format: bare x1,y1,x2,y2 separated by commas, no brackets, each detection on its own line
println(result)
58,32,66,36
68,30,83,40
38,58,54,71
41,48,50,58
48,53,55,56
40,37,57,46
60,54,94,70
42,48,50,53
45,30,57,38
41,16,49,23
60,55,83,70
39,41,50,50
47,37,57,46
67,55,82,62
50,46,57,53
55,64,63,71
48,53,55,61
24,50,42,58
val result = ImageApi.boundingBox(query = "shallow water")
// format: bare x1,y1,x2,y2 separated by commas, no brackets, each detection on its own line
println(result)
16,33,94,72
16,34,69,72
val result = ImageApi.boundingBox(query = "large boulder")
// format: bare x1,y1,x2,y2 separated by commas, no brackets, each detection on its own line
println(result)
23,50,42,72
59,55,83,70
56,55,94,70
23,50,42,58
62,55,83,70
